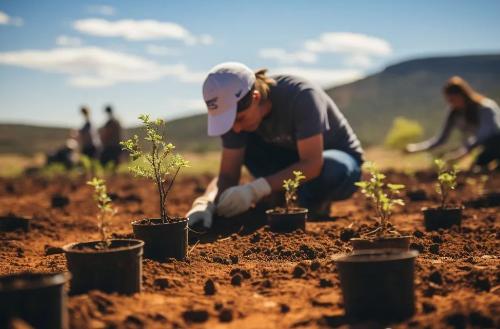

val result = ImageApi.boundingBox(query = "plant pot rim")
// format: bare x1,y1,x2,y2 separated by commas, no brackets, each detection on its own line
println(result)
479,189,500,196
0,215,32,220
62,239,144,254
421,205,464,212
131,217,188,226
351,235,412,242
0,272,67,292
333,249,418,263
265,207,308,215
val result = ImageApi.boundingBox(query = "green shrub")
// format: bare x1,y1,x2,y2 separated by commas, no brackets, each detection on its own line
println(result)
385,117,424,149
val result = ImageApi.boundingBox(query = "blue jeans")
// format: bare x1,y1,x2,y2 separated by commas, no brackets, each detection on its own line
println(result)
243,134,362,208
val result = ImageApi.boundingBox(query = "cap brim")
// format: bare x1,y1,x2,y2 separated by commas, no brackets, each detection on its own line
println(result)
207,104,237,137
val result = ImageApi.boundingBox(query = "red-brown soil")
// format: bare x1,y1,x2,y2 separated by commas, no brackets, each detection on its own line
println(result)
0,170,499,329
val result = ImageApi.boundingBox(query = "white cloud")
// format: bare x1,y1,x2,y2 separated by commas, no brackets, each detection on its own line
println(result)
270,67,365,88
86,5,116,16
73,18,195,44
168,99,206,111
344,53,372,67
146,44,180,56
259,48,317,64
0,47,206,88
0,11,23,26
305,32,392,56
56,35,82,47
199,34,214,45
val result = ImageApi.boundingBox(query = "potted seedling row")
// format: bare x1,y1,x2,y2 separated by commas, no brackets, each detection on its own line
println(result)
121,114,190,261
466,175,500,208
0,214,31,232
63,178,144,295
404,168,428,201
350,162,411,250
266,171,308,232
0,272,68,329
422,160,463,231
334,249,419,323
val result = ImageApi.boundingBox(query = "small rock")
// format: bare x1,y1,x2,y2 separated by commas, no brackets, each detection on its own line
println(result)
155,277,172,289
340,228,356,242
409,242,425,253
229,255,239,264
412,230,425,238
280,303,290,313
429,271,443,285
182,310,209,323
475,275,491,292
319,278,334,288
310,261,321,271
422,301,436,314
292,264,307,278
45,245,64,255
214,302,223,311
204,279,217,295
429,244,440,255
231,273,242,286
219,308,233,322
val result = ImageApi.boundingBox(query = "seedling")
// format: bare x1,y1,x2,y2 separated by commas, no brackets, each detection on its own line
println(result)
87,178,117,244
434,159,459,209
466,175,488,195
120,114,189,223
282,171,305,213
355,162,405,238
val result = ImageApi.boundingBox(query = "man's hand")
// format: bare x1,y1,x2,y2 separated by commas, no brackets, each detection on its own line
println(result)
405,143,419,153
217,178,271,217
443,147,469,163
186,196,215,228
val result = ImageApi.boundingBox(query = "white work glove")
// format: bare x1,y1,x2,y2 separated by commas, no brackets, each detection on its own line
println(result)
186,196,215,228
217,178,272,217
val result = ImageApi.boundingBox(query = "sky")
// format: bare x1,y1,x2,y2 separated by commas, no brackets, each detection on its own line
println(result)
0,0,500,129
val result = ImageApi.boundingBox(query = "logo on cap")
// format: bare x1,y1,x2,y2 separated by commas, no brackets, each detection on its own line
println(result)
235,89,242,98
205,97,218,110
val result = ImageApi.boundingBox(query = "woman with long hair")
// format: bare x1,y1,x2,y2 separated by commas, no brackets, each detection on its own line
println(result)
406,76,500,170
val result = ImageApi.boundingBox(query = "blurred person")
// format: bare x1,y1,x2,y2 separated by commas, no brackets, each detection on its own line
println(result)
186,62,365,229
406,76,500,171
46,136,78,169
79,106,99,159
99,105,123,168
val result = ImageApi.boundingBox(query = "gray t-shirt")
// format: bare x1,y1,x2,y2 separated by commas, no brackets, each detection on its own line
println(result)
221,75,364,164
411,98,500,151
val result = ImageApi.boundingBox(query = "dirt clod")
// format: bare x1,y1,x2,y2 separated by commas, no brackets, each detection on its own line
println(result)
204,278,217,295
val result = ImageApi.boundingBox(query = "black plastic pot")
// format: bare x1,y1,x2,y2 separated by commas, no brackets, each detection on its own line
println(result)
406,189,427,201
478,190,500,207
422,205,463,232
0,216,31,232
132,218,188,261
266,208,308,233
333,249,418,323
0,273,68,329
350,236,411,251
51,195,69,208
63,239,144,295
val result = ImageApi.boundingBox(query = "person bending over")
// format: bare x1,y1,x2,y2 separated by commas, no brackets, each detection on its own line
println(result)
406,76,500,170
187,62,364,229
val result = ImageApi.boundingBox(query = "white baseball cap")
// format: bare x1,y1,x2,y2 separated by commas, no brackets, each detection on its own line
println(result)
202,62,255,136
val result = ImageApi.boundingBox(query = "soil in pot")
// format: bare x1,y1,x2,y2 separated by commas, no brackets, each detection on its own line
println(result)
422,205,463,232
266,207,308,233
51,195,69,208
63,239,144,295
406,189,427,201
0,215,31,232
132,218,188,261
350,235,411,251
0,273,68,329
333,249,419,323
